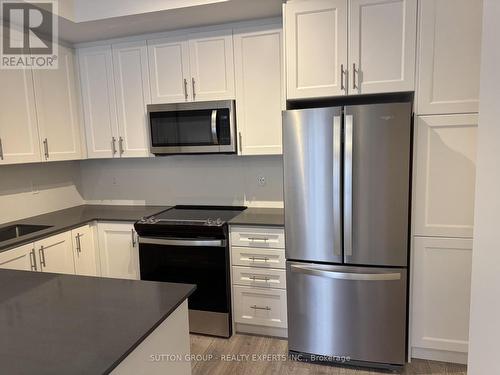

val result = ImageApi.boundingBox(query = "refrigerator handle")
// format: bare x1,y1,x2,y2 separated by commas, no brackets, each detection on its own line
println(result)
344,115,354,257
333,115,342,257
290,264,401,281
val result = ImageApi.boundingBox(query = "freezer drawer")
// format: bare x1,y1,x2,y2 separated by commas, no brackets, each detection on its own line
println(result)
286,261,407,366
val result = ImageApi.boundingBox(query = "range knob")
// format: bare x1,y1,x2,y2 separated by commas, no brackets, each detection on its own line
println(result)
215,218,223,226
206,218,214,226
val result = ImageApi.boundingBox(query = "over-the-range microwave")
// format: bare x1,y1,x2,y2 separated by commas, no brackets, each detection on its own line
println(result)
147,100,237,155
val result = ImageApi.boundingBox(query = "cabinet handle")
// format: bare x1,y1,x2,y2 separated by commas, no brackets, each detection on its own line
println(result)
131,229,136,247
250,276,270,282
43,138,49,159
0,137,4,160
340,64,345,91
352,63,358,90
111,137,117,155
118,137,124,155
248,237,269,242
29,248,37,271
39,246,46,268
75,234,82,254
251,305,271,311
191,77,196,100
249,256,269,262
183,78,188,100
238,132,243,153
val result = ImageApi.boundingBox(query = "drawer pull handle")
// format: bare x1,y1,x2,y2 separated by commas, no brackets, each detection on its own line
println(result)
251,305,271,311
249,256,269,262
248,237,269,242
250,276,270,282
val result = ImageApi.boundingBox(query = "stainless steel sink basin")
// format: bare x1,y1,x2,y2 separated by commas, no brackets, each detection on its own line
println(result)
0,224,52,242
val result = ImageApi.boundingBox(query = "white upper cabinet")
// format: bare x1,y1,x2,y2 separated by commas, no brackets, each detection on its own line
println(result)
413,114,478,238
234,24,284,155
33,44,83,162
35,232,76,275
188,29,235,101
113,40,151,158
285,0,348,99
0,68,41,165
78,45,119,159
148,29,235,103
148,36,191,104
417,0,483,115
349,0,417,94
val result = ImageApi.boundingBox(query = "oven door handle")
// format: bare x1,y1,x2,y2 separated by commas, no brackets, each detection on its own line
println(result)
138,237,226,247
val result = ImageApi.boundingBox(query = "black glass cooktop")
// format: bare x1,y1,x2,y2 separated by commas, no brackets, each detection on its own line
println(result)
153,205,246,224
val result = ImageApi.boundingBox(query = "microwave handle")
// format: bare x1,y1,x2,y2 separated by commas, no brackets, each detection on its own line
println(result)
211,109,218,145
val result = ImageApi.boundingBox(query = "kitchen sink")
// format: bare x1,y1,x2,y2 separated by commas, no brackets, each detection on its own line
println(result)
0,224,52,243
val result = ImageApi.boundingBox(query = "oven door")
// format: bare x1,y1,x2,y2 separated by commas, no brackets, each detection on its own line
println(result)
148,100,236,155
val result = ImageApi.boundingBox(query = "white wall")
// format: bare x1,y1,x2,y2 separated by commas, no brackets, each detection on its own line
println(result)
467,1,500,373
0,162,84,225
78,155,283,207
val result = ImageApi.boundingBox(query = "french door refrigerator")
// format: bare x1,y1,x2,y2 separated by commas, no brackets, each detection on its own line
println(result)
283,102,412,369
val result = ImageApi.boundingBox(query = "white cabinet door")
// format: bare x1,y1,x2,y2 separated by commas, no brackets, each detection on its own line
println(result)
348,0,417,94
98,222,140,280
78,45,119,159
33,44,83,162
35,232,76,275
148,36,191,104
113,40,151,158
413,114,478,238
411,237,472,354
0,244,36,271
0,68,41,165
234,24,284,155
72,225,98,276
417,0,483,115
188,29,235,101
285,0,348,99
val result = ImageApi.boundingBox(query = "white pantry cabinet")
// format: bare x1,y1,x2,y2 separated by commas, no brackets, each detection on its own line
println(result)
34,232,76,275
148,29,235,103
348,0,417,94
78,45,119,159
411,237,472,361
285,0,348,99
417,0,483,115
0,244,36,271
148,35,191,103
413,114,478,238
97,222,140,280
234,24,284,155
112,41,151,157
0,68,41,165
33,44,83,162
72,224,99,276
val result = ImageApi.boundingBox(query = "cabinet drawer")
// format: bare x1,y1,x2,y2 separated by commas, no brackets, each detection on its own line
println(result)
232,246,285,269
233,285,287,328
232,266,286,290
230,226,285,249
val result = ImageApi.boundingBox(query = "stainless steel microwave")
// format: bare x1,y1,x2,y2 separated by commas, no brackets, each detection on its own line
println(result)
147,100,237,155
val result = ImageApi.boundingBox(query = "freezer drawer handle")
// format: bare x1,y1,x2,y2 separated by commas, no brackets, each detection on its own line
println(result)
251,305,271,311
138,237,226,247
290,265,401,281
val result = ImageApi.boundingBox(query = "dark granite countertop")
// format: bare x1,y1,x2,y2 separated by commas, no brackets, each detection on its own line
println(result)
0,269,195,375
229,207,284,227
0,205,170,253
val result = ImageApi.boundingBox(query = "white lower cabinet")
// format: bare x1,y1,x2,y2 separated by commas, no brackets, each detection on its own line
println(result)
0,243,36,271
97,222,140,280
411,236,473,364
72,224,99,277
34,232,76,275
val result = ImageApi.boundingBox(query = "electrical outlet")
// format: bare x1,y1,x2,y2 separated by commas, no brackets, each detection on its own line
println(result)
257,175,266,186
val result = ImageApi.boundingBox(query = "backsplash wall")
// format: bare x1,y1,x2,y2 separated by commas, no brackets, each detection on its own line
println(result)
78,155,284,207
0,162,84,224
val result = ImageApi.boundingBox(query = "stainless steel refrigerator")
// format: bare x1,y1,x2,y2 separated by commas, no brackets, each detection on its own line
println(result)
283,102,412,369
